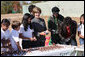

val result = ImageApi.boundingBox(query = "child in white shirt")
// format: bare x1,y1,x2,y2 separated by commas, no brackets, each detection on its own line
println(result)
1,19,12,52
78,14,84,45
10,21,21,52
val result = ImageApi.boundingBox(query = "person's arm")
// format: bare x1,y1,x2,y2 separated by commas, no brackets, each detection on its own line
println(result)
16,42,21,51
7,38,14,51
76,31,80,47
7,38,11,46
19,26,34,41
31,21,41,37
1,38,5,47
78,31,84,38
19,33,34,41
43,19,47,31
48,17,52,32
1,38,10,47
32,31,37,41
58,22,65,40
77,25,84,38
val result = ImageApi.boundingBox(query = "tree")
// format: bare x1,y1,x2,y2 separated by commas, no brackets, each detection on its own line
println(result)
1,1,22,14
1,1,13,14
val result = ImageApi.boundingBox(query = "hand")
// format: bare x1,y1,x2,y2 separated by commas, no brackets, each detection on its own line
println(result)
61,37,65,41
46,30,49,33
30,38,34,41
39,32,46,35
33,37,37,41
77,44,80,47
45,30,50,34
53,43,56,45
6,39,10,43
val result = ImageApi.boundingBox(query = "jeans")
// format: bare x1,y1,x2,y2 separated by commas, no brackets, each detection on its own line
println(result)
79,38,84,45
71,39,77,46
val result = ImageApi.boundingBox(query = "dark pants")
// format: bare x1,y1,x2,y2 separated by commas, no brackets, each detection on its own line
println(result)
71,39,77,46
22,40,38,49
36,35,46,47
51,34,61,44
22,35,46,49
64,39,77,46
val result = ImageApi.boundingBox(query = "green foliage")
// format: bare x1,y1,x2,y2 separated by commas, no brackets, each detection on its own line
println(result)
1,1,22,14
1,1,13,14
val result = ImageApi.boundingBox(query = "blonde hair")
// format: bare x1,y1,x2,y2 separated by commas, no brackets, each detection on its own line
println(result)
32,7,41,15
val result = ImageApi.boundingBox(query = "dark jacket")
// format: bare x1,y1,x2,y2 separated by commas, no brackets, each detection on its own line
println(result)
48,14,64,34
59,20,77,42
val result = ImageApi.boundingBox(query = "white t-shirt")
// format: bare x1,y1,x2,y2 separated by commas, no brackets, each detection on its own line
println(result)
10,29,19,51
19,24,34,40
10,29,20,42
1,28,18,51
78,24,84,36
1,28,10,51
1,28,10,40
9,37,18,51
1,28,10,47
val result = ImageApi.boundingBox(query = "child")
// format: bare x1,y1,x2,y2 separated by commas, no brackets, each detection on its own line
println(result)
1,19,12,52
78,14,84,45
19,13,37,49
31,7,47,47
10,21,21,52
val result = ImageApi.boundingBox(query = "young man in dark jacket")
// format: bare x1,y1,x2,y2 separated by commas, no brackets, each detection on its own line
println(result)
48,7,64,44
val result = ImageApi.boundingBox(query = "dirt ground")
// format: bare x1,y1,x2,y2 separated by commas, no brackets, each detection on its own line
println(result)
1,13,80,30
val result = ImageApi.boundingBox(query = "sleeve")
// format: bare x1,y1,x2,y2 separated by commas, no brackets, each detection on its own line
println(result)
43,19,47,31
48,17,52,31
78,26,81,31
59,14,64,22
32,21,40,37
70,21,77,39
1,43,2,47
58,23,65,40
11,32,19,42
19,26,24,33
1,31,4,40
5,30,11,40
32,21,37,37
32,29,34,33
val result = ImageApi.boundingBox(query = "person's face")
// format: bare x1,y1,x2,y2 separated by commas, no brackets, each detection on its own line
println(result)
1,24,9,31
28,18,32,24
53,13,58,18
35,12,40,19
80,16,84,24
15,26,20,31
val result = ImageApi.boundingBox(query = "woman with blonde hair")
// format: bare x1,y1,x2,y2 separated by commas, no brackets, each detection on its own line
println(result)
31,7,47,47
